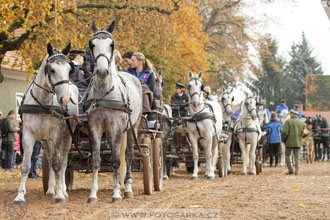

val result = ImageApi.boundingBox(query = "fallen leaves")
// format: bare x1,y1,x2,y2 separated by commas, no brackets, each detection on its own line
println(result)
299,203,305,208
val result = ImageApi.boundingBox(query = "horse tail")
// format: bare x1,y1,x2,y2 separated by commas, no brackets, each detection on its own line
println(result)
119,131,127,186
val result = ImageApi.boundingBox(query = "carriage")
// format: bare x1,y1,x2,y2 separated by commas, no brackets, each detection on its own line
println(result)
41,89,164,196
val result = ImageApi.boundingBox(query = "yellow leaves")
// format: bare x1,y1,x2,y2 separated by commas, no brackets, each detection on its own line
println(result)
299,202,305,208
293,188,300,192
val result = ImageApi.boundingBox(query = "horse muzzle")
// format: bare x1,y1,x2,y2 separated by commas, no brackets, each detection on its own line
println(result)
97,69,109,79
59,96,70,106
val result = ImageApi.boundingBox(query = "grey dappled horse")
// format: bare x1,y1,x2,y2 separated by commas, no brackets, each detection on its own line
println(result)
186,72,223,180
218,88,234,175
279,109,290,167
14,43,78,205
257,107,269,166
84,21,142,203
234,93,261,175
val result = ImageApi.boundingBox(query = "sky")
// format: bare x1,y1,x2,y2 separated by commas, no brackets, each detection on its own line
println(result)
232,0,330,104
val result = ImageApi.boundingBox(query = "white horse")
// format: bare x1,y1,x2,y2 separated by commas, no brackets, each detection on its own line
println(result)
279,109,290,167
84,21,142,203
186,72,223,180
234,93,261,175
218,88,234,175
14,43,79,205
257,107,269,166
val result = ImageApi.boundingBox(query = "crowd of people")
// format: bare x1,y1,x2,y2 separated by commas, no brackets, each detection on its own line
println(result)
0,109,42,178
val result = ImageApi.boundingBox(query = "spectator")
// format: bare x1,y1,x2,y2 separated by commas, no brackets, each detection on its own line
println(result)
265,113,282,167
281,109,307,175
114,49,123,66
2,110,19,171
293,104,302,119
123,50,134,69
233,106,242,123
275,99,289,114
69,49,92,90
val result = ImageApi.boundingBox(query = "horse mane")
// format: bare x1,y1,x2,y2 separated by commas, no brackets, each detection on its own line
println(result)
35,55,48,80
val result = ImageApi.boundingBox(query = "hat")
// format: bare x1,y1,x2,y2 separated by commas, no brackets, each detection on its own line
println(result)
290,109,299,115
175,82,185,89
69,50,85,59
281,99,286,103
294,104,300,107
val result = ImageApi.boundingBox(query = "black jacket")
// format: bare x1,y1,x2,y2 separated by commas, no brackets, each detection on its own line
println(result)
171,92,189,117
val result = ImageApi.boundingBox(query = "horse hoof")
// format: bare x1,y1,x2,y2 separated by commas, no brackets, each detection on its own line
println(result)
87,197,97,204
13,200,25,206
227,170,233,175
112,197,122,203
191,176,198,181
55,198,66,203
206,176,215,180
241,172,247,176
163,176,169,181
249,172,256,175
124,192,133,198
46,193,55,198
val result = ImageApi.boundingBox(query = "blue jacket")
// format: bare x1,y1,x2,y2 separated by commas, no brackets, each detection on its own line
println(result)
266,120,283,144
295,109,302,119
233,108,241,123
275,104,289,114
125,67,156,92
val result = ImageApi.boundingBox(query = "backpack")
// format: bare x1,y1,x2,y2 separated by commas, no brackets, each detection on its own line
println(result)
0,118,9,138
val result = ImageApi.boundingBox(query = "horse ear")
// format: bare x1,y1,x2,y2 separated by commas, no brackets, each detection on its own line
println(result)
158,69,162,76
188,71,193,79
92,21,98,33
230,87,233,93
47,43,53,56
61,42,71,56
198,71,203,79
107,20,115,33
252,92,257,98
222,87,225,93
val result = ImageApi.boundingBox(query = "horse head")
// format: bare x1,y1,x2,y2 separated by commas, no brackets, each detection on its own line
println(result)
187,71,204,111
219,87,234,116
279,109,290,125
89,20,116,79
44,42,73,106
242,92,257,120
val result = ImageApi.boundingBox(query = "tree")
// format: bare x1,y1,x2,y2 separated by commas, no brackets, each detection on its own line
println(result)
250,35,287,111
285,32,324,109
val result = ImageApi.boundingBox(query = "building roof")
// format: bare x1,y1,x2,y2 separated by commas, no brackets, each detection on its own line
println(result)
1,50,27,72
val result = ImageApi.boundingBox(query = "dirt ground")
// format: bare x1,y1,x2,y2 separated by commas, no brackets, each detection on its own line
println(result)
1,161,330,220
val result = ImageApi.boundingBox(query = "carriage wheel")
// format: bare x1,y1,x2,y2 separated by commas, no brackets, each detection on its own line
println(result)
65,169,74,191
142,138,153,195
153,138,163,191
218,142,225,177
42,153,50,194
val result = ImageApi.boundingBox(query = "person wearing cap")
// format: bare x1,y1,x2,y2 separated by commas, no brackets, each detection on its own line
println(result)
69,49,91,88
281,109,306,175
265,112,282,167
275,99,289,114
256,100,271,122
171,82,189,117
293,104,302,119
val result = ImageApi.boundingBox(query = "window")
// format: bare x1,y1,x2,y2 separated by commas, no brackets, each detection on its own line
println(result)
16,92,24,121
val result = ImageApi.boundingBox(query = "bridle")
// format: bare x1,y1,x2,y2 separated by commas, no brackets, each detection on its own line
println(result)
188,77,204,101
244,96,256,116
221,91,232,114
88,30,115,69
34,52,72,94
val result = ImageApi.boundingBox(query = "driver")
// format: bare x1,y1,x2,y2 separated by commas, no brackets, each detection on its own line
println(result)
170,82,189,117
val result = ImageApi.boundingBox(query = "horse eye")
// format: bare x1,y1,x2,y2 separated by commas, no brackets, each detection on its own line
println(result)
50,68,55,73
188,85,191,88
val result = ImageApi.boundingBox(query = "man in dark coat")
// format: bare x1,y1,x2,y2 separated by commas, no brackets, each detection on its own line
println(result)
69,49,92,88
281,109,306,175
171,82,189,117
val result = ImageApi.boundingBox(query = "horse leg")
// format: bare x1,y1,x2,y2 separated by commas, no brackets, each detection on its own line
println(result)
210,136,218,178
225,133,232,174
189,134,199,180
238,139,247,175
14,132,35,205
87,128,102,204
280,142,285,167
249,141,257,175
60,135,72,200
124,129,135,198
111,129,124,203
